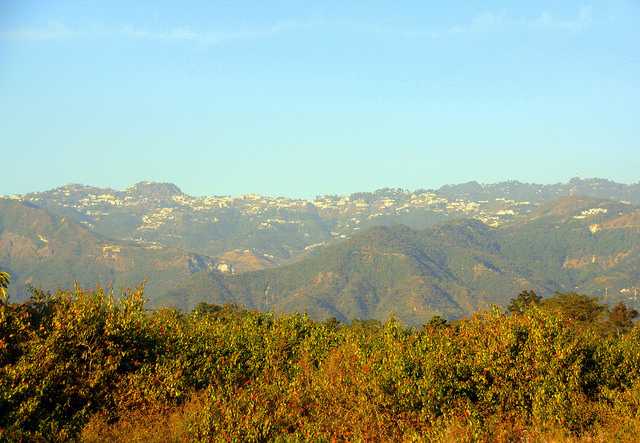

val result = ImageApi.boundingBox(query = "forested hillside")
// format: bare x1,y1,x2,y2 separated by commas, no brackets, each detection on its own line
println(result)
0,199,227,302
170,196,640,322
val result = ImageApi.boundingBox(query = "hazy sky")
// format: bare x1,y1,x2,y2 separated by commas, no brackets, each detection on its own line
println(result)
1,1,639,197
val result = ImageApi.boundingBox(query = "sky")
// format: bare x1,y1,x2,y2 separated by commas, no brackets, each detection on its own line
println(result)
1,1,639,198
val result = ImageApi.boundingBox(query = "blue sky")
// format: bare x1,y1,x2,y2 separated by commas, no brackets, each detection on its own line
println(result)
1,1,639,197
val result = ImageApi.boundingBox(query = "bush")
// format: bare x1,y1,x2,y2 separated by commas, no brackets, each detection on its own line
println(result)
1,285,639,441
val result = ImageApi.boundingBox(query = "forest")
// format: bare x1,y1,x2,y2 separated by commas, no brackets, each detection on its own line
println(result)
1,272,640,442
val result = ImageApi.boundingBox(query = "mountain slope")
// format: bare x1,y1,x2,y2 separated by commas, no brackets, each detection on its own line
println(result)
2,192,640,324
498,196,640,301
172,222,538,323
171,198,640,323
11,178,638,268
0,199,226,304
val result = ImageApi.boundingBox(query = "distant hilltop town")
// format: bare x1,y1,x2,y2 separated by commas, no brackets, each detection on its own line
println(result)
3,177,639,272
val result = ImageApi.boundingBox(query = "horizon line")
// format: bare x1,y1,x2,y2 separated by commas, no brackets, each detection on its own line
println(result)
4,176,639,200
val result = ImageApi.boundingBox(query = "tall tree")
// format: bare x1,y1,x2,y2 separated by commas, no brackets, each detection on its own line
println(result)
507,290,541,314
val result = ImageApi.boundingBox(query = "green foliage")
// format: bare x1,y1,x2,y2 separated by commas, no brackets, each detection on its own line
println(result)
608,302,639,334
0,271,9,304
0,285,158,440
507,289,541,314
426,314,448,328
542,292,608,323
2,285,640,441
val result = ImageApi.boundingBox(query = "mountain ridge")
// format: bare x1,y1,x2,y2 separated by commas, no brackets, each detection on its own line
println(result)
5,177,639,266
164,197,640,323
2,182,639,324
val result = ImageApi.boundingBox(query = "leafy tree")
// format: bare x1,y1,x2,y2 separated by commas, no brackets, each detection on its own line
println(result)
0,271,9,304
193,302,224,315
541,292,607,323
507,290,541,314
608,302,638,334
425,315,448,328
322,316,341,330
350,318,382,332
4,282,640,441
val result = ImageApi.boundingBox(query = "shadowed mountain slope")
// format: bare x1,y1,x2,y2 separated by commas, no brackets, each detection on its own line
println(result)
0,199,226,304
171,222,537,322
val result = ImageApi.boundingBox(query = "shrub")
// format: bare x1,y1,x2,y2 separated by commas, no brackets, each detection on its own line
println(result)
1,285,639,441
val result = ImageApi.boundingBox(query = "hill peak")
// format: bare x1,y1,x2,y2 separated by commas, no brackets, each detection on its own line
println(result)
126,182,183,198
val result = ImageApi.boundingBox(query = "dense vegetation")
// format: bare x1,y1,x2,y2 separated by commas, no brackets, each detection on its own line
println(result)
1,275,640,442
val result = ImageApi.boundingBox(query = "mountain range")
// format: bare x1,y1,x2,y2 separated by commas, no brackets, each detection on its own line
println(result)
1,178,639,324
